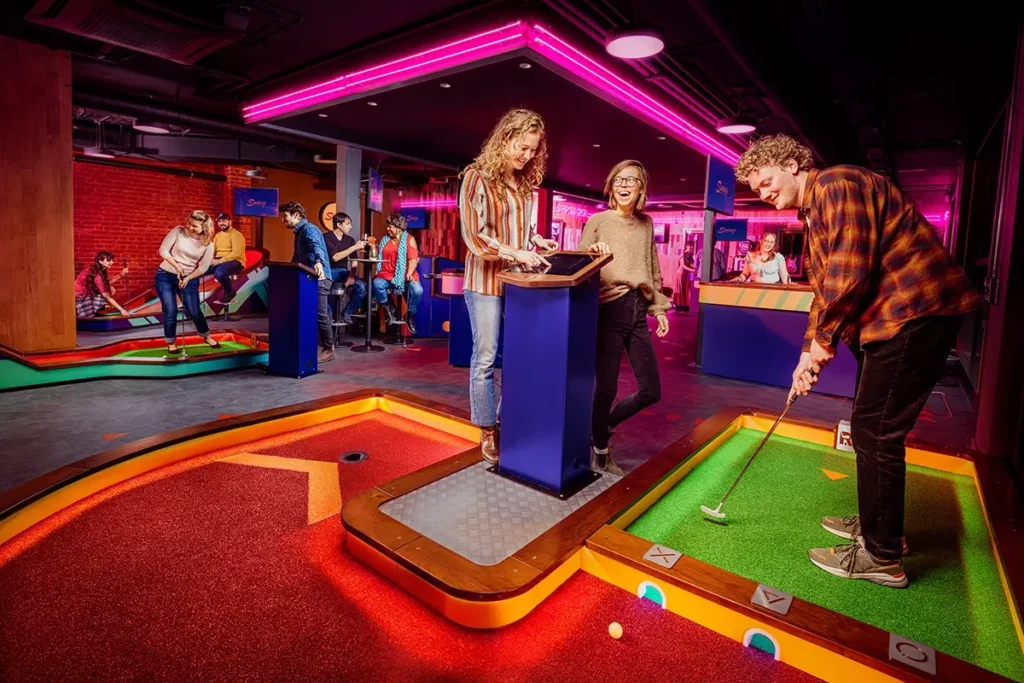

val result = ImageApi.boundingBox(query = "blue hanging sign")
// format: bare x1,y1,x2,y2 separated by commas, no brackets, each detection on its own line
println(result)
714,218,748,241
704,156,736,215
234,188,280,217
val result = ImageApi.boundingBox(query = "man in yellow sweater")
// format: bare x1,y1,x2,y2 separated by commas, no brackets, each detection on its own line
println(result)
206,212,247,302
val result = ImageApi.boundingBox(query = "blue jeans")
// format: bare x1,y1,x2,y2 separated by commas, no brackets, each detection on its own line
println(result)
372,277,423,314
464,290,503,427
155,269,210,344
330,268,367,316
205,261,243,296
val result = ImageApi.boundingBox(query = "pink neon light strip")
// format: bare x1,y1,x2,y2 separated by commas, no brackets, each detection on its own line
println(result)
245,24,526,120
529,26,738,163
401,200,459,209
241,20,741,163
244,22,523,113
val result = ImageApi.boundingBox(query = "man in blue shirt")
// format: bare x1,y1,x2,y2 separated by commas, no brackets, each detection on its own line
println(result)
279,201,335,363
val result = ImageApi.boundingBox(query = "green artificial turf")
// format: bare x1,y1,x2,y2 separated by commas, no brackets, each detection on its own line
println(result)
114,341,250,359
626,428,1024,680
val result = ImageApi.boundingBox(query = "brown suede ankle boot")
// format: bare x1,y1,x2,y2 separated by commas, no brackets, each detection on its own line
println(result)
480,426,499,464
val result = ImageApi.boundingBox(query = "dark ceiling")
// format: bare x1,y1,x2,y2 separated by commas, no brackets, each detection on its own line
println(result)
276,56,710,200
1,0,1019,199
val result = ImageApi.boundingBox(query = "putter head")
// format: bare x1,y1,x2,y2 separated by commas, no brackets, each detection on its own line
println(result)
700,504,727,525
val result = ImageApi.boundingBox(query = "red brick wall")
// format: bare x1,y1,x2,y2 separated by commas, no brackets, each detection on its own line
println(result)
73,159,253,290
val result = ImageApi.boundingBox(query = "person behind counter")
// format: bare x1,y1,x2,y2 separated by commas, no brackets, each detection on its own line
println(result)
580,159,670,476
752,231,790,285
737,133,980,588
156,210,219,354
279,201,335,364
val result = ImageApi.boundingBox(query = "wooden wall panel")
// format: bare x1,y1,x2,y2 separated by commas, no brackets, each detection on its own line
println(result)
0,37,74,353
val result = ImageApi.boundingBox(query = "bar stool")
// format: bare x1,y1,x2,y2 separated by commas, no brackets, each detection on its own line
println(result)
329,281,354,348
384,290,415,348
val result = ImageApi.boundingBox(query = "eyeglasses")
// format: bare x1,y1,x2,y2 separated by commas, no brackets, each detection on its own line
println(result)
612,177,641,188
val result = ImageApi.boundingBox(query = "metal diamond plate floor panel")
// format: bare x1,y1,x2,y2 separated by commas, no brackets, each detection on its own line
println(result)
380,463,620,566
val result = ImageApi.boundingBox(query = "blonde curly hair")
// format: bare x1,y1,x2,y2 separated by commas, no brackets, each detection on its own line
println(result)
181,210,214,246
735,134,814,184
462,108,547,196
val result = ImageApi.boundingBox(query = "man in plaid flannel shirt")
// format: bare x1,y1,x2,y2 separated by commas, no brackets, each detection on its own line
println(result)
736,135,981,588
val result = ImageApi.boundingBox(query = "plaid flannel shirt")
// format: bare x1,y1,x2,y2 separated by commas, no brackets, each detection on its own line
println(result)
800,166,981,352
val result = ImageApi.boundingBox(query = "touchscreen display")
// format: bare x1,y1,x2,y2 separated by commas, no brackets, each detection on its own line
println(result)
541,253,593,276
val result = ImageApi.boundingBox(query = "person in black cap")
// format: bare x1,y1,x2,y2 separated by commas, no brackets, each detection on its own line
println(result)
207,212,247,302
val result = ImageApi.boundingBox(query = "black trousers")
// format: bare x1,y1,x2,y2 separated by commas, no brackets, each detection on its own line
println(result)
592,290,662,449
850,314,963,561
317,278,334,350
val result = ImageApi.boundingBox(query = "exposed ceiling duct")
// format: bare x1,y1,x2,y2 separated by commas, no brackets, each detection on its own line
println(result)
25,0,246,65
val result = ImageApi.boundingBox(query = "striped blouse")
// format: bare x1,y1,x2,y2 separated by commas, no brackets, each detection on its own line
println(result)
458,166,538,296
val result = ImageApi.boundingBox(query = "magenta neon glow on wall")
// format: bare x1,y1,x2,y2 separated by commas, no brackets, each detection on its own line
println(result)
242,21,740,164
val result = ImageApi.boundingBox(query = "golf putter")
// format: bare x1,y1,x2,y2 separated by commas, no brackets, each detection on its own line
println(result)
701,370,817,524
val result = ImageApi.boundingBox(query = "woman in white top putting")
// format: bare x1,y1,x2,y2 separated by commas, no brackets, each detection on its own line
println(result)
155,210,219,354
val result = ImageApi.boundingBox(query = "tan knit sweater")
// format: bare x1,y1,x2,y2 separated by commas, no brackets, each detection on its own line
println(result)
577,210,672,316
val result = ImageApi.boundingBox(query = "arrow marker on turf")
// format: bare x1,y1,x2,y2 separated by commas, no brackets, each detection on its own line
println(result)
221,453,341,525
821,468,850,481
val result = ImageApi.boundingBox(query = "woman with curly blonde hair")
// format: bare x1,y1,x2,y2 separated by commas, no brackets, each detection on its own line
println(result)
155,210,219,353
458,108,560,463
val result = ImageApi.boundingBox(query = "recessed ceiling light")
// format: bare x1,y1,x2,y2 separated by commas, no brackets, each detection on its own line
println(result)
605,28,665,60
367,101,378,107
658,136,666,140
318,113,328,118
592,143,600,148
132,120,170,134
585,183,592,187
715,115,757,134
679,178,686,181
439,83,451,89
519,63,532,69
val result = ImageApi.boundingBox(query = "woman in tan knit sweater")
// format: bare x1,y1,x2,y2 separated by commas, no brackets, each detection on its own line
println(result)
578,160,671,475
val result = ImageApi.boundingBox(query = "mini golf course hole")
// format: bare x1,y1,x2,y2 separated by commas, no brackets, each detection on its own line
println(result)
339,451,368,464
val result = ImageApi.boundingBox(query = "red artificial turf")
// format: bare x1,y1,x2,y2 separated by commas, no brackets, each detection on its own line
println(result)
0,414,817,681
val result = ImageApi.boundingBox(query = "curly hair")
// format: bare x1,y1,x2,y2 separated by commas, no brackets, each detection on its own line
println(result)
181,210,214,246
386,212,407,231
735,134,814,183
603,159,649,211
462,108,547,196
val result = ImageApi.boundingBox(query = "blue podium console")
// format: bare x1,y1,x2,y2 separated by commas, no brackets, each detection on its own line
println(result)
496,251,613,498
267,261,320,379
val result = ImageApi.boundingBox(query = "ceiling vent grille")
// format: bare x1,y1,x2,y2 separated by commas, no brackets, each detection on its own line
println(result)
26,0,242,64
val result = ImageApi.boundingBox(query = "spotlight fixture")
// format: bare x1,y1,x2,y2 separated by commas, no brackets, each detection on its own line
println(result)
244,167,267,180
657,136,666,140
83,147,116,159
519,62,532,69
132,119,170,134
592,143,601,148
605,28,664,60
318,113,328,118
314,154,336,164
367,101,378,107
715,115,757,135
439,82,451,89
